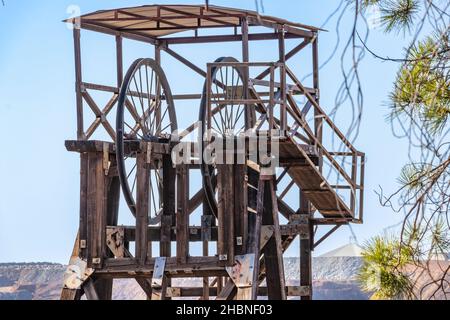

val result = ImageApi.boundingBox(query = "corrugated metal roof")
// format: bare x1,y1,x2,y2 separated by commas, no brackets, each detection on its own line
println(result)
65,4,322,38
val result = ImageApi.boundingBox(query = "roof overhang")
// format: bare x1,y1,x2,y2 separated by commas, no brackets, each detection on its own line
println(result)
65,4,323,42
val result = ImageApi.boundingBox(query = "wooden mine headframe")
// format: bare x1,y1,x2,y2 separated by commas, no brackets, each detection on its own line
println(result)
61,4,365,301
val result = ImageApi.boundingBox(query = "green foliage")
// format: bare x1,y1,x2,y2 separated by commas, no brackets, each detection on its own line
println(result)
358,235,415,299
390,35,450,133
429,219,450,257
397,163,429,190
360,0,420,33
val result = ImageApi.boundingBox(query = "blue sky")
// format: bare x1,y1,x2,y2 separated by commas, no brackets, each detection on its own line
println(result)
0,0,413,263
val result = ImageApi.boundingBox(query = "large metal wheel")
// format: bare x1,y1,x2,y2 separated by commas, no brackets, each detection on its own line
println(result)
116,58,177,224
199,57,252,215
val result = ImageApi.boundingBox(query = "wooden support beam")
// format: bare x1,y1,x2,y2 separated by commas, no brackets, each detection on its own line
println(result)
87,152,107,269
278,25,287,132
217,164,232,264
79,154,88,259
93,163,121,300
311,35,323,172
162,46,207,78
176,165,189,264
73,27,84,140
167,286,311,298
299,191,313,300
234,165,247,255
202,200,214,301
136,152,149,265
161,154,175,257
261,178,287,300
116,35,123,87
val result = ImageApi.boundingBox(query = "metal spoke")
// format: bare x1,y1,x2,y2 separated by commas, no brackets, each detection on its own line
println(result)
127,163,137,179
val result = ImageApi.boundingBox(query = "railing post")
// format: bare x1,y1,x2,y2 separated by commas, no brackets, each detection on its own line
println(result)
116,35,123,88
269,66,275,131
278,25,287,133
312,35,323,171
74,27,84,141
350,154,357,216
206,64,212,136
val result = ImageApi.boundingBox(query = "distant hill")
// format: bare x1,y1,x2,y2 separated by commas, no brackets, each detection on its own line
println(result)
0,255,369,300
1,244,447,300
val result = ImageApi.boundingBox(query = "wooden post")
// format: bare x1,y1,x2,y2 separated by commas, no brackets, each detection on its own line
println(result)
176,165,189,264
202,198,214,300
93,157,121,300
73,28,84,140
241,17,254,129
161,154,175,257
312,35,323,171
136,152,149,265
217,164,234,265
155,43,162,131
234,165,247,256
116,35,123,87
299,191,313,300
86,152,107,269
79,154,88,260
278,24,287,132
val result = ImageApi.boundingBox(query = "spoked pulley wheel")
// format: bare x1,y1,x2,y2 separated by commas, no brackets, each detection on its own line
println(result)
199,57,256,215
116,58,177,224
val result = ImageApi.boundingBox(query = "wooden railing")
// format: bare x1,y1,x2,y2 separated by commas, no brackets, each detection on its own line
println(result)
205,61,365,222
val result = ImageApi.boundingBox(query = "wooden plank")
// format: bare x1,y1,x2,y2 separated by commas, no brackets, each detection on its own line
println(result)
176,165,189,264
136,152,149,265
151,257,167,300
122,225,218,242
60,232,83,300
167,286,311,297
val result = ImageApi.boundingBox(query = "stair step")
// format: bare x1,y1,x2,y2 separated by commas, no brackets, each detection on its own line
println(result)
284,138,353,218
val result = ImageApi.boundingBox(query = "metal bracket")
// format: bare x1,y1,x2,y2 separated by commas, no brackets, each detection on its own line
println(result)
290,214,310,240
151,257,167,300
106,227,125,258
219,254,228,261
260,225,274,249
201,215,213,241
63,257,94,290
226,254,256,288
